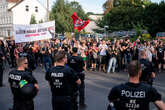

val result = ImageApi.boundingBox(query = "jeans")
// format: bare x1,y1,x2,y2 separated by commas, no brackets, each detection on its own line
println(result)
117,56,122,71
79,80,85,105
107,57,117,73
124,54,132,69
42,55,52,72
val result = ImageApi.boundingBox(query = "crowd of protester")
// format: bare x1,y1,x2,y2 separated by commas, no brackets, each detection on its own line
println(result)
0,36,165,110
0,37,165,74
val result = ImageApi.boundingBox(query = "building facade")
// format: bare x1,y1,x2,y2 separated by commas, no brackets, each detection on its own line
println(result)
85,15,103,33
0,0,47,38
0,1,13,37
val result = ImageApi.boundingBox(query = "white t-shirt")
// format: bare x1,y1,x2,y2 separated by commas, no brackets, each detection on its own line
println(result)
146,46,153,62
99,44,108,56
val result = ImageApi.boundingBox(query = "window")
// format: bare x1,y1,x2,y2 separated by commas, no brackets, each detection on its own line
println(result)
7,30,11,37
26,5,29,11
35,6,38,12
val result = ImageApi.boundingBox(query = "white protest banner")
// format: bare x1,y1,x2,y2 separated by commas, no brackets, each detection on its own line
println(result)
14,21,55,43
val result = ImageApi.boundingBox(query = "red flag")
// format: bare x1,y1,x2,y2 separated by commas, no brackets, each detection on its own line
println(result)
133,40,137,47
72,12,90,32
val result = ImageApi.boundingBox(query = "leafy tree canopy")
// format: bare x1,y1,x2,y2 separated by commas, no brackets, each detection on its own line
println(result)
30,15,37,24
98,0,165,37
50,0,88,33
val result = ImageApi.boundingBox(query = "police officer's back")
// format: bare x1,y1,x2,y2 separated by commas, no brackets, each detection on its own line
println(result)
68,47,85,73
139,50,155,85
45,51,81,110
8,57,39,110
108,60,165,110
0,47,5,87
68,47,86,107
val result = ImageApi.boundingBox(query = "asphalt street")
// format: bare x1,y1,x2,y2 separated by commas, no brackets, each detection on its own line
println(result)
0,67,165,110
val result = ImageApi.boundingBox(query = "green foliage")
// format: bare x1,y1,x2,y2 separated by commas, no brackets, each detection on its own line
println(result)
98,4,144,31
30,15,37,24
162,39,165,43
50,0,88,34
70,1,88,20
133,22,147,36
39,19,43,23
99,0,165,38
50,0,73,33
143,1,165,37
87,12,95,15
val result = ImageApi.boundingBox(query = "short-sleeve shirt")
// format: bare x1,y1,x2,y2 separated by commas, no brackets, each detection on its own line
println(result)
108,82,161,110
45,66,79,96
68,56,85,73
99,44,108,56
139,58,154,84
156,46,165,58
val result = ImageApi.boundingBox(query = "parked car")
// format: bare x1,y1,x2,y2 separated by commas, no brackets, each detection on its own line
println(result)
156,32,165,39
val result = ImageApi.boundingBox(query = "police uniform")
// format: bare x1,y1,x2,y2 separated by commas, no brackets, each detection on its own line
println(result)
8,70,38,110
108,82,161,110
68,56,85,106
45,66,79,110
139,58,154,85
0,48,4,86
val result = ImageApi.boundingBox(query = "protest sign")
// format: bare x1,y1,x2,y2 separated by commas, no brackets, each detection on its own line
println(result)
14,21,55,43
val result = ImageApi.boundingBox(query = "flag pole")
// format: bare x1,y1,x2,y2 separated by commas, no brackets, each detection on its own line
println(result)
79,31,81,41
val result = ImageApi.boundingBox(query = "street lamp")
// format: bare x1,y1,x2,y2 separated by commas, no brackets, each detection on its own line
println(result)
104,25,109,38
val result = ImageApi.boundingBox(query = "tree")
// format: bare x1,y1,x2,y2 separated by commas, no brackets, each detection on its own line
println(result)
143,2,165,37
49,0,74,33
103,0,114,14
30,15,37,24
87,12,95,15
98,3,144,31
99,0,165,37
50,0,88,33
103,0,151,14
39,19,43,23
70,1,88,20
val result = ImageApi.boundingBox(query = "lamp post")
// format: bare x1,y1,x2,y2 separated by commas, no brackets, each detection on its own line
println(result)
104,25,109,38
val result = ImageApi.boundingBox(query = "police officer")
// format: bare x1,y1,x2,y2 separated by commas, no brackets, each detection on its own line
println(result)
108,60,165,110
8,57,39,110
0,47,5,87
68,47,86,108
139,50,155,85
45,51,81,110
